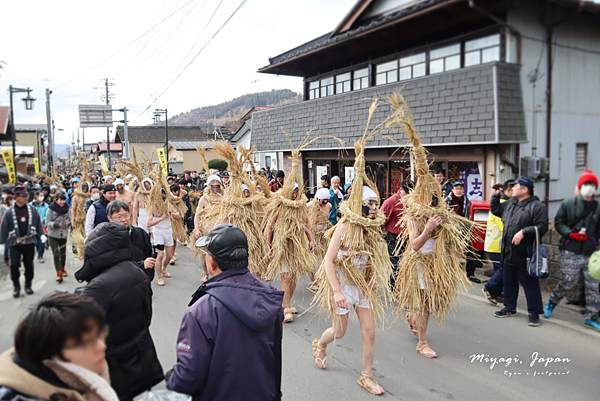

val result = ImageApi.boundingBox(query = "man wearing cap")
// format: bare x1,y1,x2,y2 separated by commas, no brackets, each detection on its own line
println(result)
482,180,515,305
115,177,135,212
85,184,117,237
491,176,548,326
219,172,230,188
66,177,80,207
381,181,409,285
269,170,284,192
167,224,284,401
0,185,47,298
544,170,600,331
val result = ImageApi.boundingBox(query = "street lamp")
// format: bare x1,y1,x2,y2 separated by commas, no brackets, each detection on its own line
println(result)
154,108,169,171
9,85,36,165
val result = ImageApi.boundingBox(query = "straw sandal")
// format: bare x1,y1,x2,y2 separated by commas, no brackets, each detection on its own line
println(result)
162,268,171,278
311,338,327,369
156,277,165,286
407,312,419,337
289,307,298,314
358,372,384,395
416,341,437,358
200,272,209,282
283,308,294,323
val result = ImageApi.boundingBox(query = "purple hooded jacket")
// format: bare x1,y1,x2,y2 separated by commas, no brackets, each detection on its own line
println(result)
167,268,284,401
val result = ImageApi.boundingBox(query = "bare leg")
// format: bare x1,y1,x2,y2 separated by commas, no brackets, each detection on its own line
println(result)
155,250,164,281
416,298,436,356
164,245,175,275
316,313,349,368
356,307,384,394
281,273,296,310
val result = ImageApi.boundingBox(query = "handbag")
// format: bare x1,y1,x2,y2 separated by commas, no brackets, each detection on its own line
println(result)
105,326,164,401
526,226,549,279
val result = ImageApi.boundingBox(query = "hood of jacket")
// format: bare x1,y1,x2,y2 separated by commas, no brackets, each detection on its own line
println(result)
75,222,131,283
204,269,284,332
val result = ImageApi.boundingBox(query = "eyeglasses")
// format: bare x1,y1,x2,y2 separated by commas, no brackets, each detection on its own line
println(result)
112,213,131,221
64,326,109,350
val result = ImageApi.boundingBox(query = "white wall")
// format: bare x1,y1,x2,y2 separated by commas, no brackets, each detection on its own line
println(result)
508,2,600,215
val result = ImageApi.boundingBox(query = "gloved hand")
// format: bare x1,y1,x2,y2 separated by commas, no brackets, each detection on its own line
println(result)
40,235,48,244
569,232,588,242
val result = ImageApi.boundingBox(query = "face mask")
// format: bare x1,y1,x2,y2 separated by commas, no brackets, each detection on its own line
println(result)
580,185,596,198
38,196,44,202
1,194,6,200
91,193,100,201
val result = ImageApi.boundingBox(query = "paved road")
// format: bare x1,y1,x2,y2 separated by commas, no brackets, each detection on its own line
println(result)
1,242,598,400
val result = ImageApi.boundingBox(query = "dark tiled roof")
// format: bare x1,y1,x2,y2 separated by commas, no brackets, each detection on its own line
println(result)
115,125,207,143
262,0,448,69
250,62,526,151
169,141,213,151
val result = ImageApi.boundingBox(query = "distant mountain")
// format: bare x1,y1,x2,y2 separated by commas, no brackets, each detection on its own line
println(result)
165,89,301,132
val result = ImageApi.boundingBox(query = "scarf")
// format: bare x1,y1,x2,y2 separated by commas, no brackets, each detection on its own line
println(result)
450,193,465,216
49,201,70,215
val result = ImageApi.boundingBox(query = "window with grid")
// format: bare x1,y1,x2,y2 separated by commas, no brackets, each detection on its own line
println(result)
309,81,320,100
399,52,426,80
576,143,588,169
465,34,501,67
376,60,398,85
429,43,461,74
336,72,351,93
320,77,334,97
353,68,369,90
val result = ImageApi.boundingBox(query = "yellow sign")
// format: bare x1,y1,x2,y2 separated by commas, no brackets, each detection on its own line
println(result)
1,149,16,184
157,147,168,175
34,158,40,174
99,155,109,172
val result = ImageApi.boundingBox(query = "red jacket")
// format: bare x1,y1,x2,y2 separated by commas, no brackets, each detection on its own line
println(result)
269,179,283,192
381,192,404,235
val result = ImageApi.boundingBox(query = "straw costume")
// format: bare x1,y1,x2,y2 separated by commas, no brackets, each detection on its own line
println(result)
70,153,92,257
307,192,332,263
312,104,394,328
387,91,473,325
199,141,269,276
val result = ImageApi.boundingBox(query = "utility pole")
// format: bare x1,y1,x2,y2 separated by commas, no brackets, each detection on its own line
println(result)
154,109,169,170
45,89,53,170
77,128,80,151
94,79,114,169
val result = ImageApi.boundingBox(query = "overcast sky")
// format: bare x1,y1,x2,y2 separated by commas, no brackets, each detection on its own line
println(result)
0,0,351,145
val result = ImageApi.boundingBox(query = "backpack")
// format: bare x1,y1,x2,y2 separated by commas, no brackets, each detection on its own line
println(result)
589,249,600,282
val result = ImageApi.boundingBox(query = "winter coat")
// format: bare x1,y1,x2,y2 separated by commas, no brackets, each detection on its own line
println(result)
0,205,45,247
75,222,158,400
45,207,71,239
554,195,600,256
0,349,117,401
129,225,154,281
167,268,284,401
446,192,471,218
29,201,49,226
328,187,345,223
491,194,549,267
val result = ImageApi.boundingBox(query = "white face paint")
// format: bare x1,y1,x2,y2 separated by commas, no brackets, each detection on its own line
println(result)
580,184,597,198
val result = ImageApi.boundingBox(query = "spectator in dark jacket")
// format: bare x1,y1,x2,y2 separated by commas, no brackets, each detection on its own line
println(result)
544,170,600,331
84,185,101,212
269,170,284,192
490,176,548,326
167,223,284,401
434,167,453,199
106,200,156,282
75,222,162,400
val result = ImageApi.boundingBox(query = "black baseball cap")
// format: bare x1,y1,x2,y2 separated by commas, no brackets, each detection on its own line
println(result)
195,223,249,260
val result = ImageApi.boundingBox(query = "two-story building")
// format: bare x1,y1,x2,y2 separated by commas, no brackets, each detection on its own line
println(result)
250,0,600,214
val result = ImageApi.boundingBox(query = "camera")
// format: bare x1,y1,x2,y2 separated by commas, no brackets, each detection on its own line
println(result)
493,183,503,190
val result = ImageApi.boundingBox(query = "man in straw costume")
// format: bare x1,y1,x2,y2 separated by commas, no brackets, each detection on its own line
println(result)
305,187,332,291
265,130,335,323
388,91,473,359
133,178,155,235
311,114,392,395
70,154,92,259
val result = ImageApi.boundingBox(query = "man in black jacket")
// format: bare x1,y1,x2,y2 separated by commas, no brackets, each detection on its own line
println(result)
490,176,549,326
106,200,156,281
75,222,162,400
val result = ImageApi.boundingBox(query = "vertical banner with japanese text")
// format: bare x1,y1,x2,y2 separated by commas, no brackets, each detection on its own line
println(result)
99,155,109,172
34,158,40,174
157,147,168,175
1,149,16,184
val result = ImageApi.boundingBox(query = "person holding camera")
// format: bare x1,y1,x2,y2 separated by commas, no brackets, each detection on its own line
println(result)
490,176,548,326
544,170,600,331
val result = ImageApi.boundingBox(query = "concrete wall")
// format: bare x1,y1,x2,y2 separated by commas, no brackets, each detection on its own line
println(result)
508,2,600,216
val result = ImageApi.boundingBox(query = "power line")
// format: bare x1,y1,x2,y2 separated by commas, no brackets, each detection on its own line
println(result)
132,0,248,123
56,0,197,89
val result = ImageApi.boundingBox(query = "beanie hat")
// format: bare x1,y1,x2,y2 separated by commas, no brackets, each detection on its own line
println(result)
276,170,285,178
578,170,598,189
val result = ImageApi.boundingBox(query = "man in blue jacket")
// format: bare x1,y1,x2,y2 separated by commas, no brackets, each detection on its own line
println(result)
167,223,284,401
